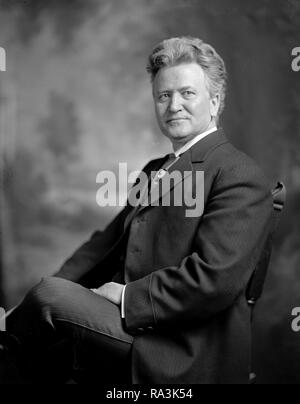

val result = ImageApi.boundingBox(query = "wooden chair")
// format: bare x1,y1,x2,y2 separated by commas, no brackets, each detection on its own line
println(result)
246,182,287,384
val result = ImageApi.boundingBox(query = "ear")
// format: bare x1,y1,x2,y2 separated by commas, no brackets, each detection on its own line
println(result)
209,93,220,118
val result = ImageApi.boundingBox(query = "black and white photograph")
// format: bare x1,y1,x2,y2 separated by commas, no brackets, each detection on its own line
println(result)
0,0,299,388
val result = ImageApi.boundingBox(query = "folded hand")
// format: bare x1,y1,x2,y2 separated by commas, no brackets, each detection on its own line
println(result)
91,282,125,306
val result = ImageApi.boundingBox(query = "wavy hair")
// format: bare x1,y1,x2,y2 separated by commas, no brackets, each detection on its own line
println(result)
147,36,227,119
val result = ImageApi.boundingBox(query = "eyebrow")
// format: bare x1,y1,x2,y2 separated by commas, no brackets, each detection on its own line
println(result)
157,86,196,94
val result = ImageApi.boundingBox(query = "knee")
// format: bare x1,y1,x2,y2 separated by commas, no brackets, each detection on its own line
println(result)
24,277,75,313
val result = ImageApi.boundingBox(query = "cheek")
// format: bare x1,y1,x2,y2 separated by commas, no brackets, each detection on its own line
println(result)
155,104,167,120
189,97,211,119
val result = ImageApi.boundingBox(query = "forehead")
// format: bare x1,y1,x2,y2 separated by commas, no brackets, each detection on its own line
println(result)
153,63,206,91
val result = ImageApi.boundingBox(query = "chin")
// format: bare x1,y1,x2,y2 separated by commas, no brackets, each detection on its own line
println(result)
165,129,192,141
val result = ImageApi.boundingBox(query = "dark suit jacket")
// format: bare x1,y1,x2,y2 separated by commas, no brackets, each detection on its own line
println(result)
55,129,274,384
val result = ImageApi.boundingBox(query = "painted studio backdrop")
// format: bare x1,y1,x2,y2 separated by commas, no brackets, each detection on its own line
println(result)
0,0,299,384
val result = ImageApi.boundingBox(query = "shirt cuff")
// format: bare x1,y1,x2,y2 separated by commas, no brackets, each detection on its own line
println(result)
121,284,126,319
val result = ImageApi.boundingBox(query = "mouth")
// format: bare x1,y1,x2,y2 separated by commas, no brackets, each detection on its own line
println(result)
166,118,188,124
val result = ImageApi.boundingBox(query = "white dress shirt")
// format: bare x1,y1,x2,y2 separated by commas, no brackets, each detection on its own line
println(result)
121,126,218,319
173,126,218,157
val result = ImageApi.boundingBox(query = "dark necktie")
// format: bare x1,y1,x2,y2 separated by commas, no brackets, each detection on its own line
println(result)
151,153,178,187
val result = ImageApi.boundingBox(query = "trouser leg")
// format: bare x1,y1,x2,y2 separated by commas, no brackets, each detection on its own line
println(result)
6,277,134,383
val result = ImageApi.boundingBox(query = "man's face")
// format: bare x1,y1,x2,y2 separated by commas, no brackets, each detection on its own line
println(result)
153,63,218,150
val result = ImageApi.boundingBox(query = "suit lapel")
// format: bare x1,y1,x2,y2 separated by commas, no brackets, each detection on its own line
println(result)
123,157,166,230
189,128,228,162
139,150,194,211
123,129,229,230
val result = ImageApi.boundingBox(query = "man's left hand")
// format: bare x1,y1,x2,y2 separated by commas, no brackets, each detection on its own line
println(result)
91,282,125,306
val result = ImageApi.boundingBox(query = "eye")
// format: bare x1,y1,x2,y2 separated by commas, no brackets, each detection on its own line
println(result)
182,90,196,98
158,93,170,102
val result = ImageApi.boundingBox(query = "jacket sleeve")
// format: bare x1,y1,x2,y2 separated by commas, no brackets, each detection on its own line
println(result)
123,162,274,333
53,159,158,285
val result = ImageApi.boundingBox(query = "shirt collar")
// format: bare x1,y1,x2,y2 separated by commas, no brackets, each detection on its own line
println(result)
174,126,218,158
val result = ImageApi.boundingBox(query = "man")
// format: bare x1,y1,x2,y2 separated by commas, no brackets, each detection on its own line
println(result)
1,36,273,384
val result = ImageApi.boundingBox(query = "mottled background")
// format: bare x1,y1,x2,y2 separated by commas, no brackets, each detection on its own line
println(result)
0,0,299,384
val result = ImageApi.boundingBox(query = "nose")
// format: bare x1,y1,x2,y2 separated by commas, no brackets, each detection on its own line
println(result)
168,93,183,113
